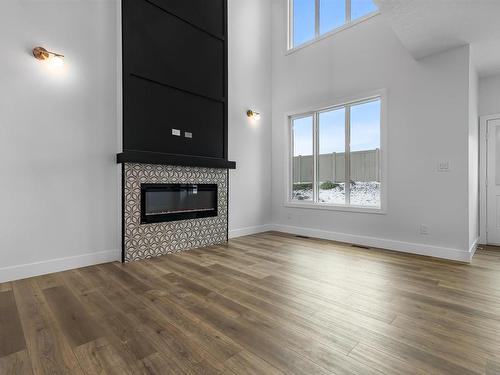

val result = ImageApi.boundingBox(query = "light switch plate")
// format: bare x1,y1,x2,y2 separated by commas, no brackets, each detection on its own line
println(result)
185,132,192,138
172,129,181,136
437,161,450,172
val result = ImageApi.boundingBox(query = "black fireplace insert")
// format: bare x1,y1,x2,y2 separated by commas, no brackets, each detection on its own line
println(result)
140,183,218,224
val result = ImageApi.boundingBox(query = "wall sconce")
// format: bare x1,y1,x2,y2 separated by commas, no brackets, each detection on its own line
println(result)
246,109,261,121
32,46,64,67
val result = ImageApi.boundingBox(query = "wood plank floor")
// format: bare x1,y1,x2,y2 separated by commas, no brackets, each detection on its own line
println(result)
1,232,500,374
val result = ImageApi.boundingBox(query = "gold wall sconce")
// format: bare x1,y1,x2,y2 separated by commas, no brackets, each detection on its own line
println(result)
32,46,64,67
246,109,261,121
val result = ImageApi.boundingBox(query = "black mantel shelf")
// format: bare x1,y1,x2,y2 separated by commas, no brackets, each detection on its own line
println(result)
117,151,236,169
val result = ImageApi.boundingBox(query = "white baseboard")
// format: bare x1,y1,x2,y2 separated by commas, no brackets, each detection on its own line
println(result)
469,237,479,258
1,226,477,284
271,224,473,262
229,224,274,239
0,249,120,283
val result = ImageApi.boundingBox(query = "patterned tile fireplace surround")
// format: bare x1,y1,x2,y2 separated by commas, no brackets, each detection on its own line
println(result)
123,163,228,262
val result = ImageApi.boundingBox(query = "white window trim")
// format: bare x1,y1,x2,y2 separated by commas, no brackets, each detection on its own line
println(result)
287,0,380,54
283,89,388,214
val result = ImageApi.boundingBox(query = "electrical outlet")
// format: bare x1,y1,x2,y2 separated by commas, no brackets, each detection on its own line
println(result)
420,224,429,235
287,213,292,220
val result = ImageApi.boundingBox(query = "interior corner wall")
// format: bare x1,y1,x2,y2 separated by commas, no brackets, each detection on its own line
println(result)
228,0,273,237
0,1,120,283
479,73,500,116
468,50,479,250
271,1,471,260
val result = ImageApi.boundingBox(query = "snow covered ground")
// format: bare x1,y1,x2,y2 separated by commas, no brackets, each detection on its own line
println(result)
292,182,380,207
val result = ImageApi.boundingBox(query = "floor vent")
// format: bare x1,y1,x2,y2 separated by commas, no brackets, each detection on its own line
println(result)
295,235,310,239
351,244,370,250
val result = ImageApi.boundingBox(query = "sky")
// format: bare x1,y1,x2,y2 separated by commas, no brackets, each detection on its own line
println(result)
293,0,377,47
293,99,380,156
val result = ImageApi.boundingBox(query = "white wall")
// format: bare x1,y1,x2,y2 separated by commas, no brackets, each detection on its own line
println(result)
228,0,273,237
479,74,500,116
271,0,472,260
0,0,120,282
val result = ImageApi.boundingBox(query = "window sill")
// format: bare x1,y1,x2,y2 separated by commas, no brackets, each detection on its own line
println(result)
286,11,380,56
285,201,386,215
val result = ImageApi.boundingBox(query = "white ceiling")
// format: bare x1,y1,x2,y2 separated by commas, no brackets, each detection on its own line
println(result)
374,0,500,77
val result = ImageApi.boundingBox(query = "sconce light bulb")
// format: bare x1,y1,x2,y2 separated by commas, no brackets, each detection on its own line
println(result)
33,47,65,69
247,110,261,121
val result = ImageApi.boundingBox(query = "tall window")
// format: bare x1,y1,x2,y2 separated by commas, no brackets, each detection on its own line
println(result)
290,0,378,49
290,97,382,209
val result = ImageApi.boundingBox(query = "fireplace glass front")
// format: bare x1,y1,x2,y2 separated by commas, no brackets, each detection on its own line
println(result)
140,183,218,224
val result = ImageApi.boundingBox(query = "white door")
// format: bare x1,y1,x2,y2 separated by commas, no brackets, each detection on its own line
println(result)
487,118,500,245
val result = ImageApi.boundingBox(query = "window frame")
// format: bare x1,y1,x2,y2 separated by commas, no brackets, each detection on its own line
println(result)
287,0,379,52
285,90,387,214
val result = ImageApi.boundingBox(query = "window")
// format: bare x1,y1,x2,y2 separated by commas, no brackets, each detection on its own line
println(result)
290,96,382,210
289,0,378,49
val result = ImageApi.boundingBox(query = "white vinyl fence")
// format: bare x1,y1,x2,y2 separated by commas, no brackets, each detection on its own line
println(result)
293,149,380,183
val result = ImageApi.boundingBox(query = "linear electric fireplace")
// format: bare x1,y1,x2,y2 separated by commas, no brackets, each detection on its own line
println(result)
140,183,218,224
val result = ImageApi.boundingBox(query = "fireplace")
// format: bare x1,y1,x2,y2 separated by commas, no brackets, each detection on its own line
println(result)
140,183,218,224
122,164,228,262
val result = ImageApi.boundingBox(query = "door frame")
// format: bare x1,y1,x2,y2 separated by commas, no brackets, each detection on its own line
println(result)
479,113,500,244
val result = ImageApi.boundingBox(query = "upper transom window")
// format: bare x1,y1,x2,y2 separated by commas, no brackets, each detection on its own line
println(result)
289,0,378,49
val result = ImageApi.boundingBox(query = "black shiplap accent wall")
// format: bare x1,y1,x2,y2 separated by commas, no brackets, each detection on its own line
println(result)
122,0,228,160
